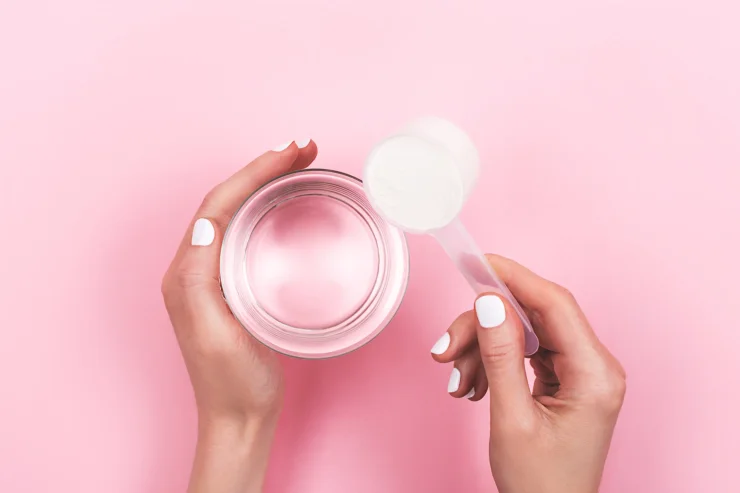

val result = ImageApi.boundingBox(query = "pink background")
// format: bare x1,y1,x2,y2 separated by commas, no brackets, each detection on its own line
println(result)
1,1,738,492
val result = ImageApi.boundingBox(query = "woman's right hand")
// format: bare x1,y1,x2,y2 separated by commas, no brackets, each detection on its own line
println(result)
431,255,626,493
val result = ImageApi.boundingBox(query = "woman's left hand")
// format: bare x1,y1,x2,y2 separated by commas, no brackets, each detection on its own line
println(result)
161,139,317,493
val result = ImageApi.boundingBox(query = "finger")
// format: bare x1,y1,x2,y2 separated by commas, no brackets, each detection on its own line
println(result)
430,311,477,362
168,143,308,271
447,347,481,398
484,254,599,355
475,293,533,417
531,351,560,397
467,365,489,402
196,142,310,232
290,139,318,171
530,350,557,378
533,378,560,398
163,143,317,326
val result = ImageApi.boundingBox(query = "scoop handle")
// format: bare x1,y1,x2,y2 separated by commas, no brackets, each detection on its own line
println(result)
431,218,540,356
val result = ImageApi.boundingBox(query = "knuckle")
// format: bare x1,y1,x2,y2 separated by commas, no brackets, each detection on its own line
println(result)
615,360,628,380
589,373,627,411
480,340,517,361
537,283,567,310
610,371,628,400
198,188,232,227
160,272,169,297
200,187,221,211
555,284,576,303
160,270,177,302
537,283,580,317
479,340,519,368
169,266,214,292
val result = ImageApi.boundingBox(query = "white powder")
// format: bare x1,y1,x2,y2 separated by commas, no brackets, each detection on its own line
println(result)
363,117,479,233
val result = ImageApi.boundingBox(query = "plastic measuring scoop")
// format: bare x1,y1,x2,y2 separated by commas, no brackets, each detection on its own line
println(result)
363,117,539,356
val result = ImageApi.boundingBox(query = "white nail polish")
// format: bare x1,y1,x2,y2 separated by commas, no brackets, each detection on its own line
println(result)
431,332,451,355
464,388,476,399
475,295,506,328
272,141,293,152
447,367,461,393
296,138,311,149
191,218,215,246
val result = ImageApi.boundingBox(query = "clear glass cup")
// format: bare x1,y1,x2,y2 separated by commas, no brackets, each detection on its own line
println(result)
220,169,409,358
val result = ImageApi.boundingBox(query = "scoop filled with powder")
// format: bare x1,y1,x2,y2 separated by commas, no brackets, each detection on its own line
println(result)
363,117,540,356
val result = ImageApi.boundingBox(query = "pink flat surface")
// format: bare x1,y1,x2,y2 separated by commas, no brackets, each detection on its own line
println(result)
1,1,738,492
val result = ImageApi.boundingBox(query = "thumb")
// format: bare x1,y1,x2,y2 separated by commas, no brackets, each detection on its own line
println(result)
475,294,533,417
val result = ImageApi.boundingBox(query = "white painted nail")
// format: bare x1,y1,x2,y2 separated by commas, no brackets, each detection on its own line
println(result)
431,332,451,355
464,388,476,399
191,218,215,246
475,295,507,328
447,367,461,393
272,141,293,152
295,138,311,149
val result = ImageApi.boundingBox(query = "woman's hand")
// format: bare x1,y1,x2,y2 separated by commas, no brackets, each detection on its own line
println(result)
431,255,626,493
161,140,318,493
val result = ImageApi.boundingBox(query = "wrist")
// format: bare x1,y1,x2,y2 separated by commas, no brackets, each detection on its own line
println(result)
194,388,284,431
198,412,278,447
189,414,279,493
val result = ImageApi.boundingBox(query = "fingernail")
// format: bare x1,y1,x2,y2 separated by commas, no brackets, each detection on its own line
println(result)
295,138,311,149
191,218,215,246
272,141,293,152
475,295,506,328
447,367,461,393
431,332,451,355
464,388,476,399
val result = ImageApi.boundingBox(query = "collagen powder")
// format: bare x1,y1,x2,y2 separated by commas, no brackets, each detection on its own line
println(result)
363,117,479,233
